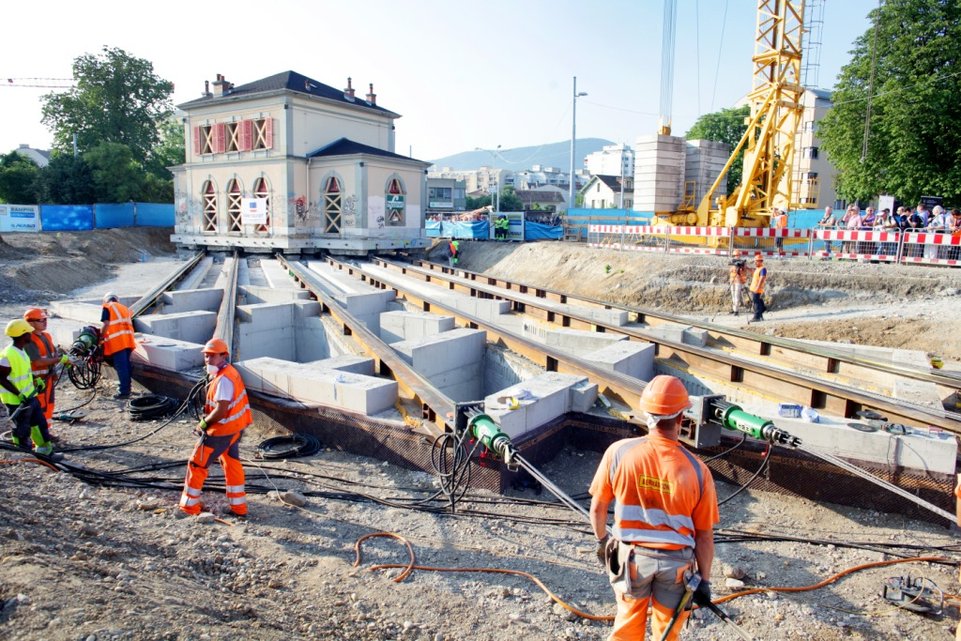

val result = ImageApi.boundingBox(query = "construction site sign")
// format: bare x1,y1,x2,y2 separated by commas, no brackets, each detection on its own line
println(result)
0,204,40,232
241,198,268,225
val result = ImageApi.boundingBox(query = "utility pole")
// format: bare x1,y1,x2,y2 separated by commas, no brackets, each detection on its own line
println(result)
568,76,587,212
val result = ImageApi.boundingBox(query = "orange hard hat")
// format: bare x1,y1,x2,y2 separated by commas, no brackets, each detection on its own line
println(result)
754,253,764,262
24,308,47,321
639,375,691,417
201,338,230,355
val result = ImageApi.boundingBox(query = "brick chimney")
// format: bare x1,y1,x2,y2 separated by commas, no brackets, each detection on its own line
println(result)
212,74,231,97
365,83,376,106
344,77,355,101
203,79,211,97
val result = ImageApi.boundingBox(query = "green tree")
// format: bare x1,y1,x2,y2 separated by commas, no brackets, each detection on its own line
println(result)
141,117,183,202
34,155,95,205
498,186,523,212
685,105,749,194
0,151,41,204
84,142,144,202
466,194,492,210
819,0,961,203
41,47,174,163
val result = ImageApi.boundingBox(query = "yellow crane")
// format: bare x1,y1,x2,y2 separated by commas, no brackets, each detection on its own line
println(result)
662,0,809,229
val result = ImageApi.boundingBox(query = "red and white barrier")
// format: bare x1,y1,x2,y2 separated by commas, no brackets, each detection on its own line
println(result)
812,229,901,262
900,231,961,266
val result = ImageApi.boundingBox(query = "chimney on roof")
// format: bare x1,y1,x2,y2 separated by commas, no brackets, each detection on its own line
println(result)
344,77,355,101
212,73,231,97
365,83,376,106
203,80,211,97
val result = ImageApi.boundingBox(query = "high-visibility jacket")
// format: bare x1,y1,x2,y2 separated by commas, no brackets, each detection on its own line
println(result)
729,264,746,284
589,433,718,550
205,364,252,437
0,344,36,405
496,217,509,231
27,331,56,377
774,212,788,229
750,265,767,294
102,302,136,356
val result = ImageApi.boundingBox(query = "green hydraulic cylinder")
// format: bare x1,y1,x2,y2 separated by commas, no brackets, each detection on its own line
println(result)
710,399,802,448
469,413,517,462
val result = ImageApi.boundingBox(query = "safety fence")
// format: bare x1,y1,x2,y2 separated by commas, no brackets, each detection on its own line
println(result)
0,202,174,232
588,224,961,267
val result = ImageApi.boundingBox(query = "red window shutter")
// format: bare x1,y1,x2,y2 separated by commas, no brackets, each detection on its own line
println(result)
192,126,201,154
264,118,273,149
239,120,253,151
213,123,226,154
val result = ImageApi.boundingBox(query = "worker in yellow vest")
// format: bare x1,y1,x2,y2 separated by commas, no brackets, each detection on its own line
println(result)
0,319,55,456
748,254,767,323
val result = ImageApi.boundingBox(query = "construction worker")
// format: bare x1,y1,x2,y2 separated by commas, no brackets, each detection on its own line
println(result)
589,375,718,641
100,293,136,399
23,308,68,425
728,250,747,316
179,338,253,518
772,207,788,257
495,214,510,240
0,319,55,456
448,239,460,267
748,254,767,323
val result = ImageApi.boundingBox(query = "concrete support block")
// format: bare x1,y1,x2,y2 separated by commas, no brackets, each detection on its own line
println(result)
379,311,455,344
570,379,599,413
261,259,300,289
240,285,311,305
392,328,486,377
236,303,294,326
587,341,655,379
303,355,375,376
132,336,204,371
159,288,223,314
483,372,590,439
452,297,510,322
49,299,107,325
544,329,625,354
133,310,217,345
682,328,708,348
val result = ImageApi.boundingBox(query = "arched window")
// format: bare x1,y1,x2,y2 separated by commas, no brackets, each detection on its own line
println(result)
226,179,243,232
202,180,218,233
323,176,342,234
253,176,271,233
385,177,405,226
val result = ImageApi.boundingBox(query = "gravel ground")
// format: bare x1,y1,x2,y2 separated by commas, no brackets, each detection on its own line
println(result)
0,231,960,641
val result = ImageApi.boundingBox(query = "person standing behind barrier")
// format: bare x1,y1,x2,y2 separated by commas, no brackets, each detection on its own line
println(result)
0,319,55,456
816,206,836,256
179,338,253,518
915,203,930,228
495,214,509,240
728,250,748,316
589,375,719,641
100,293,136,399
771,208,788,257
841,206,861,253
748,254,767,323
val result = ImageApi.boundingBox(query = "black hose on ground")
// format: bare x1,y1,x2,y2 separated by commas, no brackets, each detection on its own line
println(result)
255,434,323,459
127,395,178,421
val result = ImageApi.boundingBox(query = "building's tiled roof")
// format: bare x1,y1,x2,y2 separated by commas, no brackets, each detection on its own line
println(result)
514,190,566,203
593,174,629,191
179,71,398,116
307,137,422,162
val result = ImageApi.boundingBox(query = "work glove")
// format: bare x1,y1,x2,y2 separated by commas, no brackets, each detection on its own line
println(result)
193,419,208,437
692,580,713,608
34,377,46,392
59,354,71,365
596,535,610,566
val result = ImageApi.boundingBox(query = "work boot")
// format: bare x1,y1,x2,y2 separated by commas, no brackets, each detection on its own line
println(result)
113,392,130,400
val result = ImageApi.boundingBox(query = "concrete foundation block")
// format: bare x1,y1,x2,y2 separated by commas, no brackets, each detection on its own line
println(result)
380,311,455,344
133,310,217,345
240,285,311,305
236,303,294,326
484,372,589,439
393,328,487,377
303,355,375,376
160,288,223,314
49,300,105,325
682,328,709,348
261,259,300,289
588,341,655,379
570,379,600,413
132,336,204,371
544,329,626,355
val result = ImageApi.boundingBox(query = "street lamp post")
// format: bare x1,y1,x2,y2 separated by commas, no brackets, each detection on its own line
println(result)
569,76,588,212
475,145,502,212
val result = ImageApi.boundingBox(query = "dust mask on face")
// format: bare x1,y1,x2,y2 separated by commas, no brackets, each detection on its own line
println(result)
206,363,221,376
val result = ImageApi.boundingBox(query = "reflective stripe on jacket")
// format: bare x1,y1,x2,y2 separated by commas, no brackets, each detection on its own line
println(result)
750,266,767,294
103,302,136,356
0,344,36,404
205,364,253,437
28,331,56,376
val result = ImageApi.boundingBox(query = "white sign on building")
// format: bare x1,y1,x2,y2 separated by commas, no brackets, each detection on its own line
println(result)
241,198,268,225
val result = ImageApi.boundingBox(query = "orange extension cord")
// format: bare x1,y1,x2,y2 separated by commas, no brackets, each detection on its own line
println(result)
354,532,961,622
0,457,60,472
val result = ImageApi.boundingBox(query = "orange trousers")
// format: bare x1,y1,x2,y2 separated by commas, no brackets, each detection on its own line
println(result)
609,592,689,641
180,431,247,515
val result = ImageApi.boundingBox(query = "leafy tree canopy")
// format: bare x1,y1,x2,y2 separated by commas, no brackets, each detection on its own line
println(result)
685,105,749,195
818,0,961,204
85,142,144,203
34,156,95,205
0,152,41,204
41,46,174,162
498,186,523,212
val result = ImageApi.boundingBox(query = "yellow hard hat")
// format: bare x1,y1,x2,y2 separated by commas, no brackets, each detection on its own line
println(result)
5,319,35,338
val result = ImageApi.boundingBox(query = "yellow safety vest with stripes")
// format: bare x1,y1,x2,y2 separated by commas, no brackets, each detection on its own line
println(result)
0,344,36,405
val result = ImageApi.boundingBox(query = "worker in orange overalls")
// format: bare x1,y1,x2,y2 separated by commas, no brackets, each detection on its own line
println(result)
589,375,719,640
772,207,788,257
100,293,136,399
179,338,253,518
23,308,68,425
748,254,767,323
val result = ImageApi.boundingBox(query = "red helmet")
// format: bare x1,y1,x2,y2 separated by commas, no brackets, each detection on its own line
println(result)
201,338,230,355
24,308,47,321
639,375,691,416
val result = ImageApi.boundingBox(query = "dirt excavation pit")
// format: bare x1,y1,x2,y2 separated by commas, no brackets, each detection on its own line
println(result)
0,232,959,641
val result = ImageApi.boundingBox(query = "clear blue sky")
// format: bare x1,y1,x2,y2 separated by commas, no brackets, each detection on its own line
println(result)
2,0,875,163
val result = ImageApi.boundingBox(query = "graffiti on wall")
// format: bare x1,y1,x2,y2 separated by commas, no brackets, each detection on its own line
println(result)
343,194,358,228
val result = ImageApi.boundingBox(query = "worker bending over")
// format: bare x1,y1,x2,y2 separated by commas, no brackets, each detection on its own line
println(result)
589,375,719,640
0,319,56,456
179,338,253,518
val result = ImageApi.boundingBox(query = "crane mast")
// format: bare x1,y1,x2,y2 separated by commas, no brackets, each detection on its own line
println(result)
695,0,807,228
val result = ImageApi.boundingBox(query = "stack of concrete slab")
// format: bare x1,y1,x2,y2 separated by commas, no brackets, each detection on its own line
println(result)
132,335,205,371
380,311,455,344
633,134,685,213
392,327,486,401
484,373,599,438
685,139,731,205
235,355,396,415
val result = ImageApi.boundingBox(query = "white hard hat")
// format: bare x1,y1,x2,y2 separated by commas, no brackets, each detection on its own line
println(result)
103,292,118,303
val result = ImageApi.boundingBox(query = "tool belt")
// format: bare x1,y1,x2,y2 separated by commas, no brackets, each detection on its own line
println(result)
607,539,694,597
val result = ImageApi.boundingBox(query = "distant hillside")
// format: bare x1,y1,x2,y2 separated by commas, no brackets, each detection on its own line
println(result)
429,138,615,171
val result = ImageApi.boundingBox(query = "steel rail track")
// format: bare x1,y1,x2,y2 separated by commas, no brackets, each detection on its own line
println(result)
322,256,961,434
390,257,961,391
130,251,206,318
213,251,239,355
275,255,454,434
